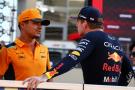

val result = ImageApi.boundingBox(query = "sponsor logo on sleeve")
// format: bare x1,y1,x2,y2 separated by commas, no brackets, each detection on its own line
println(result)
46,68,58,79
45,63,64,79
76,39,91,53
76,47,84,52
71,51,80,56
69,54,78,60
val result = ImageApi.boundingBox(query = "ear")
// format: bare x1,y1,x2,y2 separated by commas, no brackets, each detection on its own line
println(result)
82,20,88,29
20,22,25,29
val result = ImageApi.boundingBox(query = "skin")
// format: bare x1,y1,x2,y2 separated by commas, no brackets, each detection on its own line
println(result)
23,19,103,90
76,20,90,37
76,20,103,37
130,47,135,65
19,20,42,53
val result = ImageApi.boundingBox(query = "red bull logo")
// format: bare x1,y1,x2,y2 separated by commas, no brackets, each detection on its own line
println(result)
46,69,58,79
102,52,122,73
108,52,122,62
102,63,120,72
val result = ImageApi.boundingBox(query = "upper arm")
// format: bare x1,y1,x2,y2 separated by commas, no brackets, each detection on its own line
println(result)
0,47,10,76
45,34,96,79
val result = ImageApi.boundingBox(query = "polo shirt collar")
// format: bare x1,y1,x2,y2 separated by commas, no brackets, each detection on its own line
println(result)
15,38,40,47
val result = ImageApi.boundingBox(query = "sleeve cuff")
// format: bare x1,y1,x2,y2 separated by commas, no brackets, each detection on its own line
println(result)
45,72,53,79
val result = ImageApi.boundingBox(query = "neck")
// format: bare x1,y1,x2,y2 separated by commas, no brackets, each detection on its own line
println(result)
19,34,35,45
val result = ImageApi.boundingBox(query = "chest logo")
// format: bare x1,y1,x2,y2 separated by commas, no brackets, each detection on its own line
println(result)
108,52,122,62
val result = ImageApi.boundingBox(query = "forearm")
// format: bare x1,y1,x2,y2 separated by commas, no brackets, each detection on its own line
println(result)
45,56,80,80
45,37,94,80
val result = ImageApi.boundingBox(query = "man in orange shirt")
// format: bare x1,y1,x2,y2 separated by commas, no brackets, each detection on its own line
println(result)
0,8,51,80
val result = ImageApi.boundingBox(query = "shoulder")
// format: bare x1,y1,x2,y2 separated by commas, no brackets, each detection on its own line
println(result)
87,30,105,36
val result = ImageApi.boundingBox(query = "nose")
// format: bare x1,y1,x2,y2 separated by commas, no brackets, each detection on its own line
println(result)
38,27,42,32
34,25,42,32
37,22,42,26
38,25,42,30
37,23,42,30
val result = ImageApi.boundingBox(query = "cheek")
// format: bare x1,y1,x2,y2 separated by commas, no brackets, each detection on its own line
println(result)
132,47,135,51
33,25,38,29
25,27,34,34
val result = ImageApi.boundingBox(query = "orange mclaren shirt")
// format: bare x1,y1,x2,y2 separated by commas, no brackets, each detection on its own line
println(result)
0,38,51,80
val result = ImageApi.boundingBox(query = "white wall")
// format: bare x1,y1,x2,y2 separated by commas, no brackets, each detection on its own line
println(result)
53,68,84,84
53,68,135,87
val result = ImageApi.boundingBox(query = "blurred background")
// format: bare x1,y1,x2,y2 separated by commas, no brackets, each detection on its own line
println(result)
0,0,135,84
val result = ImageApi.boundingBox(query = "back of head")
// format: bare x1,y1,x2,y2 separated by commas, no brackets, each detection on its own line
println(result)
77,6,103,29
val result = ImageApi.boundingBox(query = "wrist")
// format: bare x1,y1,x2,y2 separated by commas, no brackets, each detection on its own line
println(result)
45,72,52,79
40,74,48,82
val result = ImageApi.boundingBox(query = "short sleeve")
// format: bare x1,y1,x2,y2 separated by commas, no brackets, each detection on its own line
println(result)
0,47,11,76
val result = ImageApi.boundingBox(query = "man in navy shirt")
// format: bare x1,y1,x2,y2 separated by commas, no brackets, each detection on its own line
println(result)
23,6,134,89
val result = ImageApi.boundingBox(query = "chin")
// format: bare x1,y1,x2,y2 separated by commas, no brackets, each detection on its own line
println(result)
34,35,40,39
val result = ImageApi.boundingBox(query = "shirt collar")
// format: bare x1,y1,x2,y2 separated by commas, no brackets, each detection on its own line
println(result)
15,38,40,47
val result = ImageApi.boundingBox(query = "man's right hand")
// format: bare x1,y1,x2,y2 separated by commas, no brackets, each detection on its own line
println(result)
23,74,48,90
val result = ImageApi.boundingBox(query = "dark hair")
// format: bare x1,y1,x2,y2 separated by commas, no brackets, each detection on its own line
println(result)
18,24,21,30
129,41,135,52
78,18,103,29
18,20,29,31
